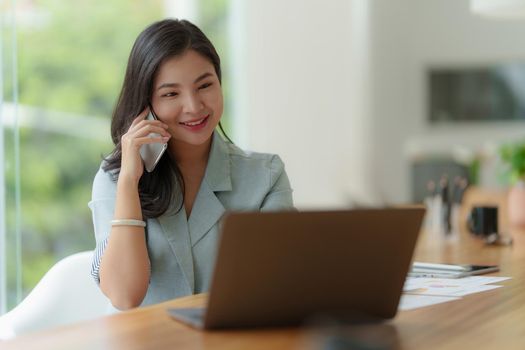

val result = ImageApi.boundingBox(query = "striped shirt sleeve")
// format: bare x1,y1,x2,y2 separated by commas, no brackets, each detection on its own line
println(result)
89,167,116,285
91,237,109,284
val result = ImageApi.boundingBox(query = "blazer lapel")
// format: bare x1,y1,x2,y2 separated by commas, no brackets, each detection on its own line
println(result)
154,132,232,293
188,132,232,246
157,210,195,293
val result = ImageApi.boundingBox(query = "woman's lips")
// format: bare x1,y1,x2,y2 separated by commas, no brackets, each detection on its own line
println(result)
179,115,210,131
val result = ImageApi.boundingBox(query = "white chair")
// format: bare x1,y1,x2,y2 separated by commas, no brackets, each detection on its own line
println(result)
0,251,109,339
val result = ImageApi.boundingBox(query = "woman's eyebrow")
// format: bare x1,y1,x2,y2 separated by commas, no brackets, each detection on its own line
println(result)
194,72,213,83
157,72,214,90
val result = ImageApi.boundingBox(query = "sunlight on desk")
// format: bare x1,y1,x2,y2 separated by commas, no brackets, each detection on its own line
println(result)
2,227,525,350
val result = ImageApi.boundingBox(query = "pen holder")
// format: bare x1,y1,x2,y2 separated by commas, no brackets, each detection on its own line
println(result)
468,206,498,237
467,206,512,245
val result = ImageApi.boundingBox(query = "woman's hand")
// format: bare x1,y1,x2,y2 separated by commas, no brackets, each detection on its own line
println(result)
119,108,170,183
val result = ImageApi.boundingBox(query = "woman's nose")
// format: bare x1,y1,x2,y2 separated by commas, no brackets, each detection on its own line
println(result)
182,92,204,114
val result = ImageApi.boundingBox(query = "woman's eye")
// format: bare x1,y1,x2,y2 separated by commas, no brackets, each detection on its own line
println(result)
199,82,212,90
163,92,178,97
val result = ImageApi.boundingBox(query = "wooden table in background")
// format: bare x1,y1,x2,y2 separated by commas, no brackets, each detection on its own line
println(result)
3,228,525,350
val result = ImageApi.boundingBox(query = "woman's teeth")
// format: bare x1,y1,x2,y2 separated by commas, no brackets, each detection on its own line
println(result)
181,116,207,126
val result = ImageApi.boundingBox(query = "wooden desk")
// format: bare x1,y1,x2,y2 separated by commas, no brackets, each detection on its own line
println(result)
4,229,525,350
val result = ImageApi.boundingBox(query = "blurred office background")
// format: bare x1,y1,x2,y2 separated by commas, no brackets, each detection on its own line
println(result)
1,0,525,314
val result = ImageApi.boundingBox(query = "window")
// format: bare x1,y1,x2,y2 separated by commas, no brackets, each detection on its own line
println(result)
429,63,525,123
1,0,231,313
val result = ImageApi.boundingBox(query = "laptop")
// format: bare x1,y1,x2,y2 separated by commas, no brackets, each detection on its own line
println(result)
168,208,425,329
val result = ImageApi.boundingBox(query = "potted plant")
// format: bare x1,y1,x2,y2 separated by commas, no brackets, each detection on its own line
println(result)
500,141,525,228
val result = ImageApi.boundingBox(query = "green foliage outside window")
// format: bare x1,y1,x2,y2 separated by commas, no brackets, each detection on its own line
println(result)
5,0,164,309
5,0,231,310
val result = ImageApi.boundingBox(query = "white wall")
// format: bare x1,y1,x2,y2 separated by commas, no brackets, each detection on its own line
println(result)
232,0,375,209
232,0,525,208
369,0,525,202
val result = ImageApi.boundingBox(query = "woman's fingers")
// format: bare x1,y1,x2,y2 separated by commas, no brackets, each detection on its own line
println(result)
119,108,170,181
129,117,168,135
130,108,150,127
129,108,168,130
121,130,170,150
135,135,171,145
131,124,171,139
134,119,168,131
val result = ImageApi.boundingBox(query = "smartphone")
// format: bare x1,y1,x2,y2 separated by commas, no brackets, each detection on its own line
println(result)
139,111,168,172
461,264,500,276
410,262,499,278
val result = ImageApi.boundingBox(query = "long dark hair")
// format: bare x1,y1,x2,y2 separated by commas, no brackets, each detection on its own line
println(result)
103,19,226,219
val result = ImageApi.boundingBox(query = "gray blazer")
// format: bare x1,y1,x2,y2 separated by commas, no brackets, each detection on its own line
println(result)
89,132,294,306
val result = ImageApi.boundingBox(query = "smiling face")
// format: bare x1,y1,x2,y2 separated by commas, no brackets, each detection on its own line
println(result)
150,49,223,149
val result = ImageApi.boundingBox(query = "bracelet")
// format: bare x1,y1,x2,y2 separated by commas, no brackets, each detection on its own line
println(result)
111,219,146,227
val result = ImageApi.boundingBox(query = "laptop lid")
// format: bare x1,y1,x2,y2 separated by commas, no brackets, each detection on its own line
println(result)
173,208,425,329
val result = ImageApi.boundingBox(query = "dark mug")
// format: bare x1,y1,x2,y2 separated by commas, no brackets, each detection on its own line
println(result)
468,206,498,236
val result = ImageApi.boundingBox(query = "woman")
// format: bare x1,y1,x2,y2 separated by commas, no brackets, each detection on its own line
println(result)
89,19,294,310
